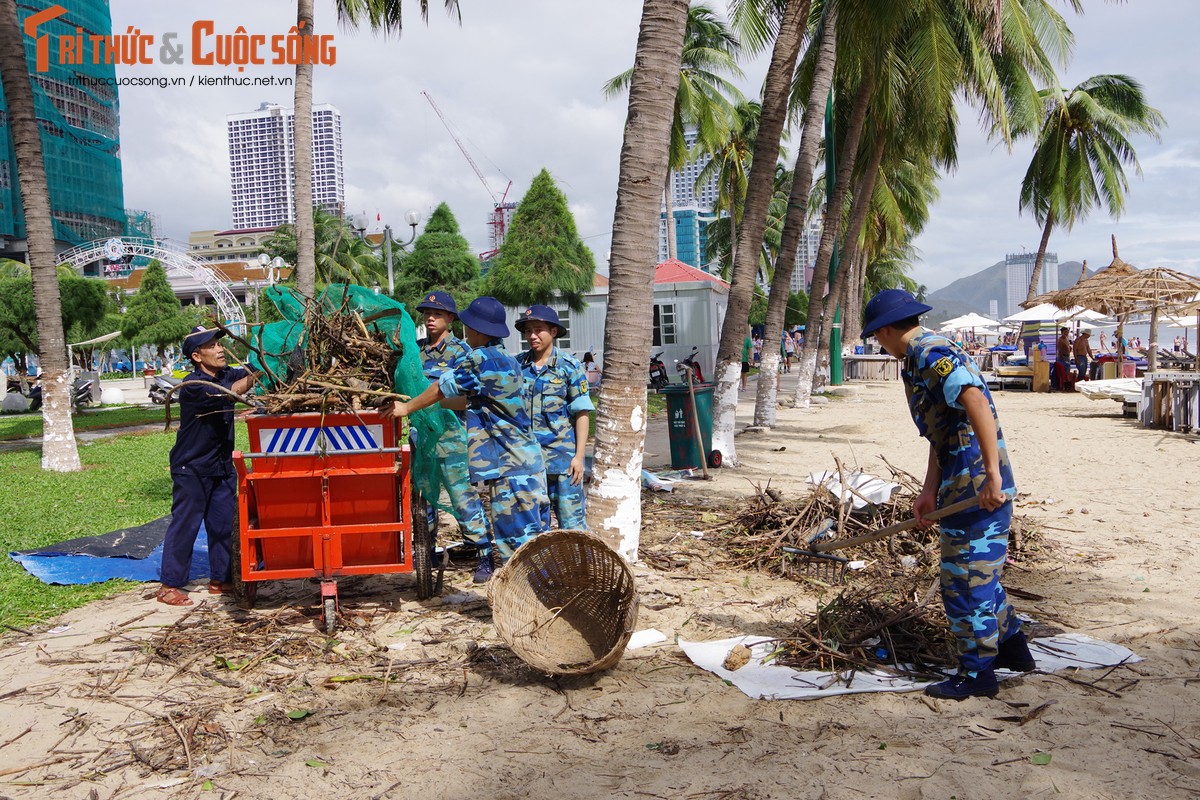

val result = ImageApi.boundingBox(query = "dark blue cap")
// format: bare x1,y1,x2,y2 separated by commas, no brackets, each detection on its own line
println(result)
183,325,223,358
415,290,457,316
514,304,565,337
861,289,932,337
458,296,509,339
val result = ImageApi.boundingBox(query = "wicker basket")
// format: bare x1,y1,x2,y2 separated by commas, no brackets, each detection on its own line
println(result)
488,529,639,676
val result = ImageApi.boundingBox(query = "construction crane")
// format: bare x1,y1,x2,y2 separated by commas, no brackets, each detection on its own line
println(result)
421,91,514,261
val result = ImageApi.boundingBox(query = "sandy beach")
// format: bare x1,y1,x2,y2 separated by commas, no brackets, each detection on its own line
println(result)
0,377,1197,799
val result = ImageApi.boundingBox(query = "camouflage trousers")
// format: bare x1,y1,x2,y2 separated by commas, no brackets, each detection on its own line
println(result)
435,450,489,552
413,428,490,554
487,472,551,563
547,473,587,530
939,502,1020,675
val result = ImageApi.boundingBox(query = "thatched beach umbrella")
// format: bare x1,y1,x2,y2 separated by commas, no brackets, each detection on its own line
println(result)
1028,236,1200,372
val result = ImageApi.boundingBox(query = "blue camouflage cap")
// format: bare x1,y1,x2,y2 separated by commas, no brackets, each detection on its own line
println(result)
861,289,932,337
415,290,458,316
458,296,509,339
514,304,566,337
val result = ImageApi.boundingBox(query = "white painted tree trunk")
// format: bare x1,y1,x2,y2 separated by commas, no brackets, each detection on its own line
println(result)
709,361,742,466
591,388,647,560
754,347,783,423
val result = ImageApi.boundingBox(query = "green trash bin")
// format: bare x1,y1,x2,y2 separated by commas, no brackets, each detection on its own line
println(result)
660,384,722,470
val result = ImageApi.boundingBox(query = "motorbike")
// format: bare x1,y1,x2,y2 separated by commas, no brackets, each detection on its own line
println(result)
675,346,704,385
648,351,670,392
148,374,182,405
27,377,94,411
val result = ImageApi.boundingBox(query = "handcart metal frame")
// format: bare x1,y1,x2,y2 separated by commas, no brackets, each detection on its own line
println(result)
232,410,432,633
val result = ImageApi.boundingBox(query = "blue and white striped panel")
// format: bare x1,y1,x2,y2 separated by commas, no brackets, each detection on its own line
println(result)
259,424,385,454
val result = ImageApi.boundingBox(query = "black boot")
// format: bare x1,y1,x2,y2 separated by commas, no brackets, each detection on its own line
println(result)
995,630,1037,672
472,553,495,584
924,669,998,701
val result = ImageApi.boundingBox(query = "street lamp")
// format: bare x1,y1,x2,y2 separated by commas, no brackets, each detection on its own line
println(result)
255,252,286,285
349,210,421,295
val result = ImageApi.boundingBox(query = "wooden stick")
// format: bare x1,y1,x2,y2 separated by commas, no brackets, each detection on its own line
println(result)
811,497,978,553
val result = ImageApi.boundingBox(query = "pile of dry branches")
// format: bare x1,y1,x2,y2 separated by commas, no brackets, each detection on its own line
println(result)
250,297,407,414
720,458,1039,582
772,578,958,677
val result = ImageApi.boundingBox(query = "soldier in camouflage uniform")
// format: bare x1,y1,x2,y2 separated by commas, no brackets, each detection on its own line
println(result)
515,305,594,530
863,289,1036,701
413,291,490,564
385,296,549,582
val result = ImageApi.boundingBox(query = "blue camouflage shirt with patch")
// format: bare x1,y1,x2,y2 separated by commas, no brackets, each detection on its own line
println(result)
902,329,1016,506
417,334,472,384
438,339,544,482
516,347,595,475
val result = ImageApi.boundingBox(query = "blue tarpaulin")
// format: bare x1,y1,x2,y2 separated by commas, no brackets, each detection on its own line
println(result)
10,518,211,586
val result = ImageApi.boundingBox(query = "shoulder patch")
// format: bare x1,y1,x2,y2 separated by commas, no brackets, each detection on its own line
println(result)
932,356,954,377
580,379,589,394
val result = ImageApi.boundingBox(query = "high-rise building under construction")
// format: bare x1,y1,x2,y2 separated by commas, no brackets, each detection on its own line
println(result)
0,0,126,258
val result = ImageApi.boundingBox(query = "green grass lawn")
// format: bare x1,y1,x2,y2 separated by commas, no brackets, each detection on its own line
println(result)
0,425,250,630
0,405,169,441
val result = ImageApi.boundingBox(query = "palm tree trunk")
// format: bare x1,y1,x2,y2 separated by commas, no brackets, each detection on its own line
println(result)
665,173,677,261
710,0,810,465
0,0,80,471
1026,210,1054,303
794,74,874,406
818,136,884,363
753,1,837,427
585,0,689,560
293,0,316,298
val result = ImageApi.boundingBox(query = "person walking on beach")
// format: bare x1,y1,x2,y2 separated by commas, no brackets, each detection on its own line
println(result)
861,289,1035,700
384,297,549,582
157,325,257,606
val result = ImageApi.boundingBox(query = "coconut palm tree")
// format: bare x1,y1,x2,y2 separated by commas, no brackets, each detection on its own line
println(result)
752,0,838,427
0,0,80,471
791,0,1073,407
586,0,690,559
1020,74,1164,303
695,100,762,273
292,0,460,297
604,3,743,262
708,0,812,467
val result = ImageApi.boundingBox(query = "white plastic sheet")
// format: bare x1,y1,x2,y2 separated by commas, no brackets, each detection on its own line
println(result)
679,633,1141,701
806,470,900,511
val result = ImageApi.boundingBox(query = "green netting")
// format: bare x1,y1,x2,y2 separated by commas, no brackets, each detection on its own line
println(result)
247,284,465,511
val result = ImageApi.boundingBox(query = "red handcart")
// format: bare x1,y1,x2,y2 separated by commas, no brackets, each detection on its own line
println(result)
232,410,433,633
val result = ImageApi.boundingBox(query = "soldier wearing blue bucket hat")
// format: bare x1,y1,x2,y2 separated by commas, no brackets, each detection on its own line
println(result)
515,305,594,530
385,296,549,582
865,289,1032,701
413,290,489,574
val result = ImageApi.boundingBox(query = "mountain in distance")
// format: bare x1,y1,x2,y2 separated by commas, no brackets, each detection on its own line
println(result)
924,259,1088,325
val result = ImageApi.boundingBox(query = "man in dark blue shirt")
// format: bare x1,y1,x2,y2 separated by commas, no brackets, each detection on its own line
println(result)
156,325,256,606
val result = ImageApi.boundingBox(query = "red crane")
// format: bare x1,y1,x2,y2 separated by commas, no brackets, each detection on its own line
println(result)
421,91,513,260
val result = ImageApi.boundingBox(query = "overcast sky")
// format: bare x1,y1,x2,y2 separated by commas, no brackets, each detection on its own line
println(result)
112,0,1199,293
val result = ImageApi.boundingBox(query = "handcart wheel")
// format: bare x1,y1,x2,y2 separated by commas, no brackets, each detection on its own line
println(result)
412,492,434,600
230,517,256,610
322,597,337,635
708,449,723,469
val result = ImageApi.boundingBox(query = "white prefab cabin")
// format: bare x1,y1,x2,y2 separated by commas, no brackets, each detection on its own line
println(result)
499,259,729,383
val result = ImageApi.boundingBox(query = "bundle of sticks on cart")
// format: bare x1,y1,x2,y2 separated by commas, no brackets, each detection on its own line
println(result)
249,298,408,415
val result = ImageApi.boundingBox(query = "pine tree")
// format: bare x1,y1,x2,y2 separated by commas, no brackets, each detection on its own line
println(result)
483,169,596,311
121,261,197,364
395,202,480,320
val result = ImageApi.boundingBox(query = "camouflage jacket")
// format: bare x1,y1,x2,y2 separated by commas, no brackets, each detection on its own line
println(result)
516,347,595,475
901,329,1016,506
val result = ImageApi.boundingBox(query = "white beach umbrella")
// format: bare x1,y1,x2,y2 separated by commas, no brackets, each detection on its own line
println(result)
1003,303,1108,323
940,312,1001,331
